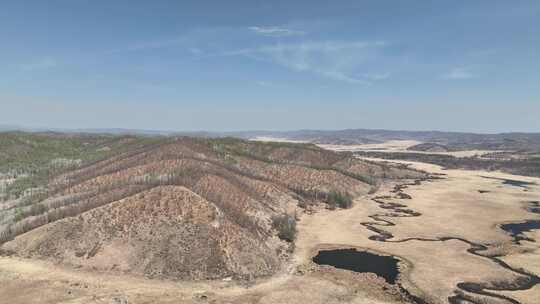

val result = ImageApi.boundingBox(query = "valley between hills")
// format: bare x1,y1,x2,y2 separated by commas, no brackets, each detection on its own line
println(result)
0,132,539,304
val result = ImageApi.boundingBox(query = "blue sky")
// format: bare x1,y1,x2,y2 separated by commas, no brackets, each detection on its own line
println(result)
1,1,539,132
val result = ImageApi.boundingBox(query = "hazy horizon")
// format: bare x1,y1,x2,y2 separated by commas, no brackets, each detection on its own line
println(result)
3,123,540,135
2,1,539,133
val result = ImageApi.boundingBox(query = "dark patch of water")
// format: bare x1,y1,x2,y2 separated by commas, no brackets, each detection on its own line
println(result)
500,220,540,243
503,179,534,187
481,176,536,189
312,248,400,284
528,201,540,214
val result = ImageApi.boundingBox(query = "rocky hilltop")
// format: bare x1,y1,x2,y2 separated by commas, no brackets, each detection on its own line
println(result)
0,135,425,280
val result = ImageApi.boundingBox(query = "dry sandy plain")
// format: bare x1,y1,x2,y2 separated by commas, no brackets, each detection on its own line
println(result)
318,140,502,157
253,137,500,157
1,149,539,304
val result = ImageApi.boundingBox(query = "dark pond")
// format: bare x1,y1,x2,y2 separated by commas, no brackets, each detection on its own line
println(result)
481,176,536,189
503,179,535,188
312,248,400,284
500,220,540,243
528,201,540,214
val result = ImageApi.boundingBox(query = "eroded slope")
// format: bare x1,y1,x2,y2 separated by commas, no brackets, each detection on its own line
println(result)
0,136,424,280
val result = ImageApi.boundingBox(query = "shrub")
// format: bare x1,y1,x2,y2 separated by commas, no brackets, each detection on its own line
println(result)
13,203,48,222
326,190,353,209
13,208,24,222
272,214,297,242
368,184,380,194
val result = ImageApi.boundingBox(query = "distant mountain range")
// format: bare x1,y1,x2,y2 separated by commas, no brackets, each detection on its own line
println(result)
2,125,540,150
235,129,540,149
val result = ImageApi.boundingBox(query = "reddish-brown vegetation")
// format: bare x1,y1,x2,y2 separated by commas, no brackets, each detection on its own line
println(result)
1,137,425,280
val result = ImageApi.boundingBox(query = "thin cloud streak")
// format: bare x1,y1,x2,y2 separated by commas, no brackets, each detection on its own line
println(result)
98,26,390,85
248,26,305,37
362,73,391,81
106,37,187,54
100,26,389,85
220,41,388,84
256,80,283,87
442,67,475,80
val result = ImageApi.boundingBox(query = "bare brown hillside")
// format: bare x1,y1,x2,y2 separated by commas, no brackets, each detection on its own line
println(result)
0,136,426,280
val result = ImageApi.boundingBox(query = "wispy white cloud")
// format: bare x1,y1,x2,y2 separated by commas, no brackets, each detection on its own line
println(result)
248,26,305,37
106,37,186,53
102,27,389,85
222,41,388,84
256,80,284,87
442,67,475,80
188,47,203,55
362,73,391,81
106,27,233,54
20,58,57,71
111,25,301,55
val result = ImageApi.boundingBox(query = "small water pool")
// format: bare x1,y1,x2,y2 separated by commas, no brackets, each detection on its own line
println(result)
500,220,540,243
481,176,536,189
312,248,400,284
528,201,540,214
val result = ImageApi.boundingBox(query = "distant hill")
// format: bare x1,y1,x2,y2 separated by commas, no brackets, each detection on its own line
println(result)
232,129,540,151
407,143,452,153
3,126,540,151
0,133,425,280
